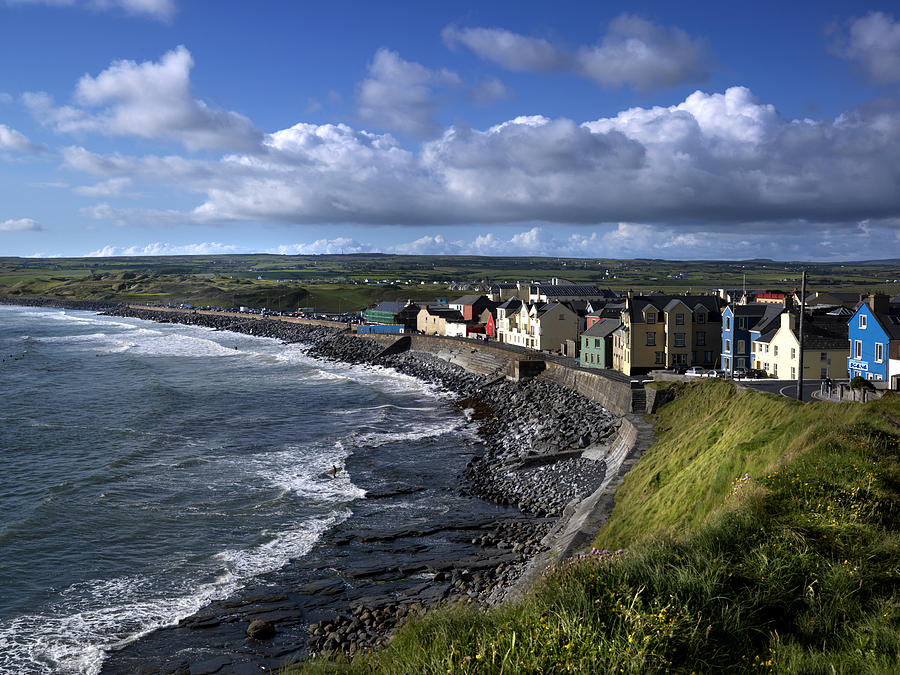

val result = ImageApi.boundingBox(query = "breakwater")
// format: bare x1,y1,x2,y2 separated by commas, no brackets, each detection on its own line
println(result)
96,307,654,670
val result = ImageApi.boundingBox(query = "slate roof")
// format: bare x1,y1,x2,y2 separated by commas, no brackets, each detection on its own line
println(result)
497,298,522,312
369,301,407,314
756,328,778,344
583,318,622,338
451,294,488,306
871,304,900,340
537,284,615,298
749,304,784,335
491,283,518,290
801,315,850,349
731,303,771,317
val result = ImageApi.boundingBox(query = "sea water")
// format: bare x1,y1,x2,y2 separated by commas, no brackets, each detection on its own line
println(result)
0,306,475,673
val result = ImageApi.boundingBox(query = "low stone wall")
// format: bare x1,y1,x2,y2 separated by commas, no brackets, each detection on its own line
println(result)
503,412,655,602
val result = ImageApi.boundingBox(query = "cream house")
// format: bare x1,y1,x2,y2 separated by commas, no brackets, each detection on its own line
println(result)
752,311,848,379
500,301,579,352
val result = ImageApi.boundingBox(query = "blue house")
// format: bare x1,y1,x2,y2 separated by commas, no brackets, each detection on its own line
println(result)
848,294,899,384
721,303,781,374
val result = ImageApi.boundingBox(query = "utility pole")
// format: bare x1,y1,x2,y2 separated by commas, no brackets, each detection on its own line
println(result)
796,270,806,401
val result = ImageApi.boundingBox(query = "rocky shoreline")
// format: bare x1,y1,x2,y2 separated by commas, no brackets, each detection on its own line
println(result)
95,307,621,670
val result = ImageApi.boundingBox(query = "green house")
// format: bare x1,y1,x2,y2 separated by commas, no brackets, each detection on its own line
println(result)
580,318,621,369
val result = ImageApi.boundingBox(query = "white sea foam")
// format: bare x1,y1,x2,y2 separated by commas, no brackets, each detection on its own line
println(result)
0,512,346,675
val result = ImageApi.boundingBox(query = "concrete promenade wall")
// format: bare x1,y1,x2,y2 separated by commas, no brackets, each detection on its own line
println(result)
357,333,638,416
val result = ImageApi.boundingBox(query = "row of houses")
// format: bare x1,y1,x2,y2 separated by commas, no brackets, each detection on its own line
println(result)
361,284,900,388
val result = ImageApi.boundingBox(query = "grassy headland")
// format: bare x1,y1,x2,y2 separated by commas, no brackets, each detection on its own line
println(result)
296,380,900,673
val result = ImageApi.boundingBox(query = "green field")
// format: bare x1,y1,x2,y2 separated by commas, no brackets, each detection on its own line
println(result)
1,254,898,312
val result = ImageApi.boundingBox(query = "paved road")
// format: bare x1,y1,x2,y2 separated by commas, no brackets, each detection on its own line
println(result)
738,378,843,403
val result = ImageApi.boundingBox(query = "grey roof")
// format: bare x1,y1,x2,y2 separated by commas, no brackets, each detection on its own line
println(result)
871,304,900,340
663,298,690,312
802,315,850,349
731,303,771,317
756,328,778,344
537,284,615,298
497,298,522,312
583,318,622,338
491,283,518,289
451,294,489,306
749,304,784,335
369,301,406,314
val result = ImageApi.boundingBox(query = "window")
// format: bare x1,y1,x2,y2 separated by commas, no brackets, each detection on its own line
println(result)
791,367,796,379
855,340,862,360
859,314,867,329
646,312,656,324
697,313,706,324
739,317,746,329
774,364,778,376
820,368,828,378
676,313,685,325
820,352,827,361
774,346,779,357
558,313,564,320
647,332,656,346
696,332,706,346
737,339,745,354
704,351,712,362
675,333,686,347
790,347,796,359
594,338,602,348
876,342,884,362
765,344,769,353
655,351,664,364
725,338,731,352
737,358,746,368
725,316,731,330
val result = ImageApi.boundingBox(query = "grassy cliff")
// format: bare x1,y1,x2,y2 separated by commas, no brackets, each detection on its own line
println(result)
297,381,900,673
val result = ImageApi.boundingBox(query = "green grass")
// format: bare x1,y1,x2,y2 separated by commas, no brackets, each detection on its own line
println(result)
291,382,900,673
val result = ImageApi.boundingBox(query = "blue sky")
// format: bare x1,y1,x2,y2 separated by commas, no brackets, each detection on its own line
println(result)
1,0,900,261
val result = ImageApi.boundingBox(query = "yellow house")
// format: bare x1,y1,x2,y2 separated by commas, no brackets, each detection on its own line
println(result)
612,295,722,375
753,311,849,379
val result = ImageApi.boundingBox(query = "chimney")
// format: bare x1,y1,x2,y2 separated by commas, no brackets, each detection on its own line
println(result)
868,293,890,315
783,294,794,311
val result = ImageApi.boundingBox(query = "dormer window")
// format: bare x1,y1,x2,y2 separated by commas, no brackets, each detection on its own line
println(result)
696,313,706,324
646,312,656,324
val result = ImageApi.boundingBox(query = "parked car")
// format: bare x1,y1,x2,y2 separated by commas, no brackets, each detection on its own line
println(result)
732,368,748,378
686,366,706,376
671,365,687,374
746,369,767,379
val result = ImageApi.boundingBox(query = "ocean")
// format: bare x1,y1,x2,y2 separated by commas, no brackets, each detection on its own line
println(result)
0,305,502,673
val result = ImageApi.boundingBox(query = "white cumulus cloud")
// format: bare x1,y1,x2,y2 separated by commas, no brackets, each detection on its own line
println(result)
86,241,240,256
443,15,710,91
0,124,43,153
357,48,461,137
442,26,565,72
576,14,710,90
0,217,44,232
7,0,175,21
25,46,260,151
272,238,372,255
832,11,900,83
